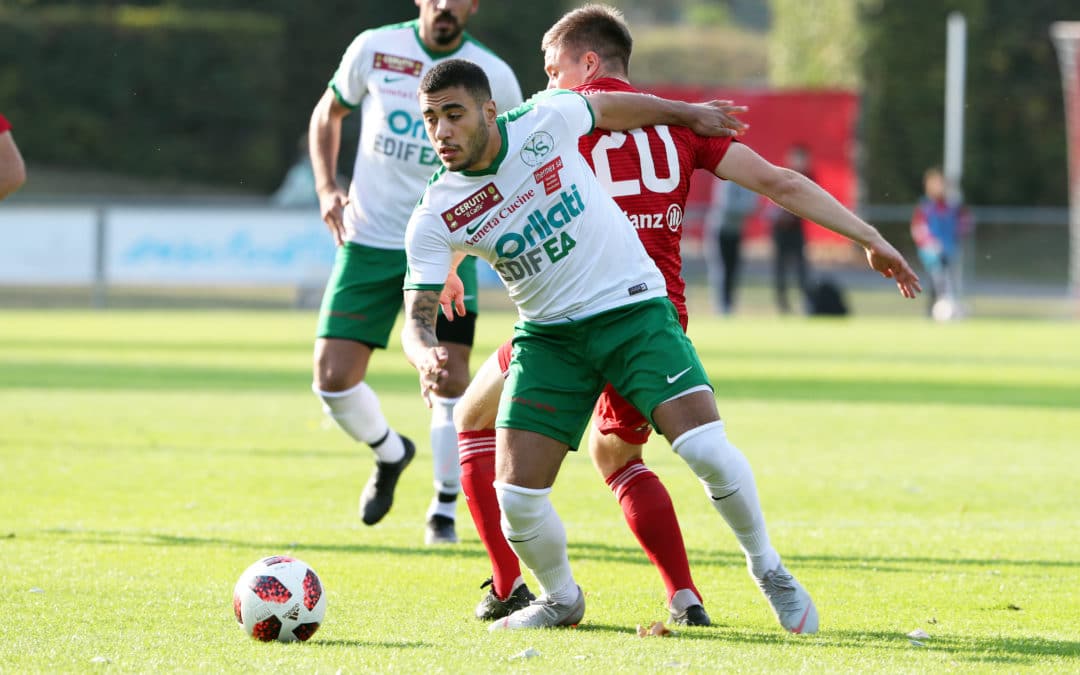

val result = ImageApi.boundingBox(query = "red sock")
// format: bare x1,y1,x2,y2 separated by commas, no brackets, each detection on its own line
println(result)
459,429,522,600
607,459,701,604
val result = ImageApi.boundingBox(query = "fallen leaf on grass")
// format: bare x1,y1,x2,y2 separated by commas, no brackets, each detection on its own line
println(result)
636,621,673,637
907,629,931,640
509,648,539,660
1007,604,1022,611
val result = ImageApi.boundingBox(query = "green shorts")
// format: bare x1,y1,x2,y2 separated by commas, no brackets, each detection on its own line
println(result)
496,297,711,449
317,242,479,348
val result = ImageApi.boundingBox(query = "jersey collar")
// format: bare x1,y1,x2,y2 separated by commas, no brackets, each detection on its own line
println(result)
411,21,471,60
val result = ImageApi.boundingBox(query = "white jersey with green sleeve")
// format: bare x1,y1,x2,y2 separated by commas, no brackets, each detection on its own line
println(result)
329,20,523,250
404,90,667,324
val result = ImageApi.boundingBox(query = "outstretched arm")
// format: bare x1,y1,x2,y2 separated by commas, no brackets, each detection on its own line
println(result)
716,143,921,298
402,288,451,407
0,129,26,200
586,92,747,138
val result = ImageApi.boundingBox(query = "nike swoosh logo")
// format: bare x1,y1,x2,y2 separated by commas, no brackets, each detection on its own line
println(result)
666,367,692,384
383,75,407,83
465,221,484,234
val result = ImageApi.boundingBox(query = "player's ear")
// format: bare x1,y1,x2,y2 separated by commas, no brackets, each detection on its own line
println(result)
482,98,497,123
584,51,601,77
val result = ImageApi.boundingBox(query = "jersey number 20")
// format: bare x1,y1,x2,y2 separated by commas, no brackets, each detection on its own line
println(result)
590,126,680,197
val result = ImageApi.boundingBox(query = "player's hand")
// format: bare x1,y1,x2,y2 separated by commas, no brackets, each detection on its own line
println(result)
865,237,922,299
417,345,450,408
689,100,749,137
439,271,467,321
318,188,350,246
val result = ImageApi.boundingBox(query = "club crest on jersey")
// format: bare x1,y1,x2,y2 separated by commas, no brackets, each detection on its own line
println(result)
532,157,564,195
667,204,684,232
520,131,555,167
373,53,423,77
442,184,503,232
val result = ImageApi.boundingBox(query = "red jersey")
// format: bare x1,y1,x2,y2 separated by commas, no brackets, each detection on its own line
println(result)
572,78,732,320
0,114,10,134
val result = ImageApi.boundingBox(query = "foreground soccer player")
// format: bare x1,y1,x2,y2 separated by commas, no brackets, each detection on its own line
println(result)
406,59,902,631
307,0,522,544
450,3,922,632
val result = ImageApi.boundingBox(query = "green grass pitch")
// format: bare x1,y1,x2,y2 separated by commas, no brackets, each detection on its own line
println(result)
2,307,1078,672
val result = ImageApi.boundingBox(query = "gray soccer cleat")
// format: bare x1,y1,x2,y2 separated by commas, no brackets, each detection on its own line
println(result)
670,604,712,626
359,435,415,525
669,588,711,626
475,578,536,620
753,563,819,634
424,514,458,545
488,585,585,631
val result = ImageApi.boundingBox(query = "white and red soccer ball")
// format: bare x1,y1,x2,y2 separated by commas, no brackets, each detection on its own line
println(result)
233,556,326,642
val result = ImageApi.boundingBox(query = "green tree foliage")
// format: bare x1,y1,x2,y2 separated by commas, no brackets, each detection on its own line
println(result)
860,0,1075,205
768,0,861,89
0,0,559,191
0,4,287,188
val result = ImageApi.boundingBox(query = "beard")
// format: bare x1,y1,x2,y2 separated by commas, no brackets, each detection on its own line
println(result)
448,121,489,172
432,12,464,46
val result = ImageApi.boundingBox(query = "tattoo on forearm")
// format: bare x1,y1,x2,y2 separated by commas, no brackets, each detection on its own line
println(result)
407,290,441,348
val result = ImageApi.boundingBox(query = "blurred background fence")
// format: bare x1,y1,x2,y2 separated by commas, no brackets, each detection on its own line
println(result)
1,0,1078,315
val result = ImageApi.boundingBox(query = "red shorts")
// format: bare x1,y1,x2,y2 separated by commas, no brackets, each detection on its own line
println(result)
494,309,688,446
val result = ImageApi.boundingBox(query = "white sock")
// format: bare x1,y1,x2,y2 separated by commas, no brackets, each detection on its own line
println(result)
425,490,458,520
315,382,404,463
428,395,461,520
672,420,780,577
494,481,576,603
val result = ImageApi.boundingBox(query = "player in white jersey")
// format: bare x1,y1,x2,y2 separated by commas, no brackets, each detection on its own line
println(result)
448,3,923,632
400,59,889,631
307,0,522,545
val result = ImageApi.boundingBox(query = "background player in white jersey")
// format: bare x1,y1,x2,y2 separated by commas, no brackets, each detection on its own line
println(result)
450,3,924,632
307,0,522,544
403,59,911,631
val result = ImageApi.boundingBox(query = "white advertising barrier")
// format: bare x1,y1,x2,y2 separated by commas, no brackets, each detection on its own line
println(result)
0,207,98,283
107,207,335,285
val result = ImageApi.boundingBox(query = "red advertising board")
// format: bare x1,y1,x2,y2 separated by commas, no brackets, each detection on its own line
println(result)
642,86,859,249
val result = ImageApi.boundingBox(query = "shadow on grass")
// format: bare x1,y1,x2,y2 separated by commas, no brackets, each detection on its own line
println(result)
3,360,1079,409
575,624,1080,665
309,639,432,650
30,528,1080,575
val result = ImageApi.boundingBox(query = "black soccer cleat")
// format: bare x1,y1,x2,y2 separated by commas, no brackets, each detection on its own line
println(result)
359,435,415,525
670,603,712,627
424,514,459,545
474,577,536,620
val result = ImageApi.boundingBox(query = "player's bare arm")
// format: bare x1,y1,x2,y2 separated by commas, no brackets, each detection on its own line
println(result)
0,130,26,200
308,89,352,246
716,143,922,299
438,250,469,321
402,288,451,406
586,92,748,137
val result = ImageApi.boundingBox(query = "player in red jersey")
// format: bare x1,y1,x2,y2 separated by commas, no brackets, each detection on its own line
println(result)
0,114,27,200
446,4,918,632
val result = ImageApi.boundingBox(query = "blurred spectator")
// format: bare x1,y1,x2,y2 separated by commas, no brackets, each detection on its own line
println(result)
703,178,759,314
910,167,973,320
766,144,813,313
0,113,27,200
271,134,319,207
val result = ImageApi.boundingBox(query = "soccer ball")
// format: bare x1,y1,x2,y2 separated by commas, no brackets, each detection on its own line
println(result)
233,555,326,642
